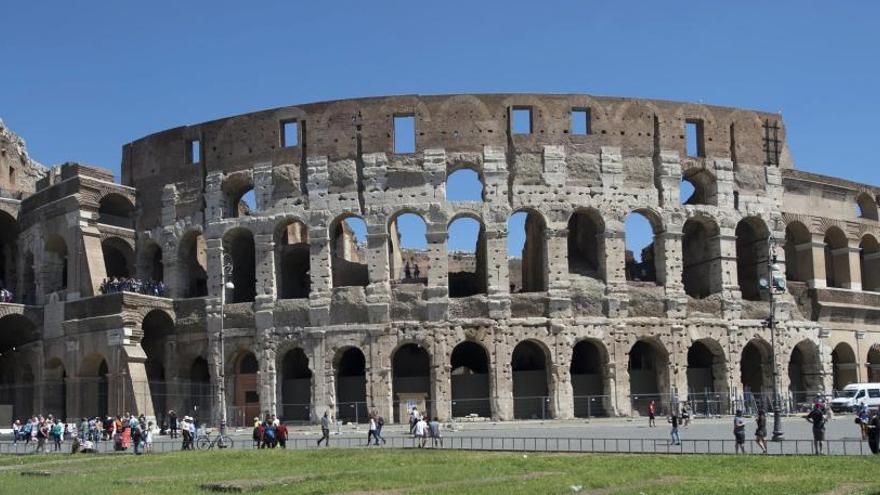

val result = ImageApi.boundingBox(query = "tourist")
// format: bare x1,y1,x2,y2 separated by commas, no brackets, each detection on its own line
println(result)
168,410,178,439
733,409,747,454
668,409,681,446
51,418,63,451
187,416,196,448
856,402,869,440
866,409,880,455
367,412,377,446
429,416,442,448
681,402,691,427
276,421,288,449
145,421,157,453
754,408,767,454
253,420,265,448
374,413,386,446
36,418,48,453
414,415,428,448
262,416,276,448
12,420,21,444
648,400,657,427
805,404,827,455
317,411,331,447
131,418,143,455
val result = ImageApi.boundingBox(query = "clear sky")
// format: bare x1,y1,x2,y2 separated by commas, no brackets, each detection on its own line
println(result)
2,1,878,258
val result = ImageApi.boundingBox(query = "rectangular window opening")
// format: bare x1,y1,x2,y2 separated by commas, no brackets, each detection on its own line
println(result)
571,108,590,135
393,115,415,154
511,107,532,135
9,167,15,185
188,139,201,164
282,120,299,147
685,120,704,157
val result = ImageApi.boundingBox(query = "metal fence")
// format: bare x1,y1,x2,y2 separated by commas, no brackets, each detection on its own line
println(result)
0,435,873,456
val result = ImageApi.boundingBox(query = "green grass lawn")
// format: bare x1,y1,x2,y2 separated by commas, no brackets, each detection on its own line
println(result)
0,449,878,495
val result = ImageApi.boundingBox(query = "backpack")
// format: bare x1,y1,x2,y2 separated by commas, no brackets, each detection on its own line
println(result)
265,427,276,439
377,416,385,427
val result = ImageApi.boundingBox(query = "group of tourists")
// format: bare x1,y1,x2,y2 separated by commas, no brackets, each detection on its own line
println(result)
99,277,167,296
251,414,289,448
853,401,880,454
11,412,159,454
408,406,443,448
11,416,67,452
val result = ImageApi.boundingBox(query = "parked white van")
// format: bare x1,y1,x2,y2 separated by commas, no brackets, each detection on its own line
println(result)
829,383,880,413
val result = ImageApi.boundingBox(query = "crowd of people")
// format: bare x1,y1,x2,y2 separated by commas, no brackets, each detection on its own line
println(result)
99,277,167,297
251,414,289,448
11,413,160,455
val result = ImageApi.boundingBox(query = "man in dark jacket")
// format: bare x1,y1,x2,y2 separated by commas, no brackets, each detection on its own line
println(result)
168,410,178,439
867,409,880,455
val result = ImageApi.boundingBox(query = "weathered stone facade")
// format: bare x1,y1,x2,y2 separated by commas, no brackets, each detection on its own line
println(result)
0,94,878,426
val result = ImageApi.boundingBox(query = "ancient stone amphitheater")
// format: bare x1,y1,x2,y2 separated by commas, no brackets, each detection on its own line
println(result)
0,94,878,426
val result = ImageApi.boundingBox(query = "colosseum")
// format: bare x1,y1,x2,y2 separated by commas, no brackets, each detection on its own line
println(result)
0,93,878,426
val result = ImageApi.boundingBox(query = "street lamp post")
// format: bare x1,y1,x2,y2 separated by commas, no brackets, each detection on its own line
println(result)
218,253,234,432
761,235,785,440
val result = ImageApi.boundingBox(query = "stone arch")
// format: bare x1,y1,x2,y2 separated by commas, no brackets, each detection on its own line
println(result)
0,313,38,353
230,350,259,426
868,345,880,383
567,208,605,281
0,211,18,299
860,234,880,292
388,210,428,285
736,216,770,301
44,357,67,420
824,226,851,289
178,229,207,298
279,347,312,421
141,309,174,418
682,215,722,298
44,234,69,294
511,339,551,419
570,338,611,417
446,167,484,202
450,340,492,418
686,338,729,414
784,221,812,283
274,218,310,299
628,338,671,414
186,356,211,418
509,208,547,293
329,214,368,288
856,192,879,221
624,208,664,284
98,193,135,228
222,172,256,218
831,342,857,390
102,236,135,279
391,342,431,423
79,353,110,419
788,339,823,403
680,168,718,206
223,227,256,303
448,214,487,297
333,346,367,423
141,239,164,283
741,338,773,407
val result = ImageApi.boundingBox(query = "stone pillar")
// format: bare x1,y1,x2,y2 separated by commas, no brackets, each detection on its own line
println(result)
603,229,628,318
655,150,681,208
65,339,80,419
367,338,393,423
855,331,867,383
257,331,277,418
546,227,571,318
483,146,511,319
205,171,225,222
308,220,331,327
600,146,624,193
610,325,632,416
255,233,276,303
714,158,736,209
550,327,573,419
431,337,451,421
658,231,687,318
310,339,330,423
843,239,862,291
669,325,688,405
808,234,828,288
817,328,834,395
491,337,513,421
718,229,742,318
365,221,391,324
425,226,449,321
163,337,181,415
253,162,273,211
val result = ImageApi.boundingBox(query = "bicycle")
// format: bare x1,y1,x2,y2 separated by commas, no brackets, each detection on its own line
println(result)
196,430,233,450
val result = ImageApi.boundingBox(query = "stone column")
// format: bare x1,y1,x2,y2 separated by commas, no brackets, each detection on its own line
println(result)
808,234,828,288
491,337,513,421
163,337,181,415
550,327,573,419
655,150,681,208
718,229,742,318
483,146,511,319
307,220,331,327
546,228,571,318
257,332,277,418
610,325,632,416
310,338,329,423
367,337,393,423
431,336,451,421
843,239,862,291
658,230,687,318
603,229,629,318
425,227,449,321
365,222,391,324
669,325,688,405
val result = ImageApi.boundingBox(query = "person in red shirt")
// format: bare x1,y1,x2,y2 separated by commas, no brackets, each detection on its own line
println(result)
276,422,288,449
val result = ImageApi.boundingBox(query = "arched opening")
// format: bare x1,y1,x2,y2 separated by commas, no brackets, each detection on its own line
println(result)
868,346,880,383
511,340,549,419
44,358,67,420
824,227,851,289
102,237,135,279
570,339,610,417
831,343,857,391
736,217,770,301
0,315,37,418
567,209,605,281
448,216,487,297
628,339,670,415
392,343,431,423
860,235,880,292
232,351,259,426
682,216,721,298
330,216,368,288
280,348,312,422
223,228,256,303
788,340,822,404
450,341,491,418
741,339,773,408
98,193,134,228
187,357,211,419
680,169,717,206
856,192,878,221
508,210,546,293
624,211,660,283
44,234,68,294
686,339,728,415
784,221,812,283
141,240,164,283
0,212,19,299
141,310,173,422
275,219,310,299
335,347,367,423
80,354,109,419
446,168,484,202
179,231,207,298
0,314,37,355
388,212,428,285
223,174,257,218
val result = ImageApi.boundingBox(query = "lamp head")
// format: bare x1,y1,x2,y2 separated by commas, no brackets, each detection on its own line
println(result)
225,281,235,290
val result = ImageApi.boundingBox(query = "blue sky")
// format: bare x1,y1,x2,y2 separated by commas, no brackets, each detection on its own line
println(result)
2,1,878,258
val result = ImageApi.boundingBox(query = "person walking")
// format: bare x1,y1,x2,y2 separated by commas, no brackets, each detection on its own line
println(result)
866,409,880,455
429,416,443,448
367,413,377,446
168,410,178,439
668,409,681,446
414,415,428,448
805,404,827,455
374,414,386,446
681,402,691,427
51,419,63,451
276,422,288,449
317,411,331,447
12,420,21,444
648,400,657,427
754,408,767,454
733,409,747,454
856,402,869,440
